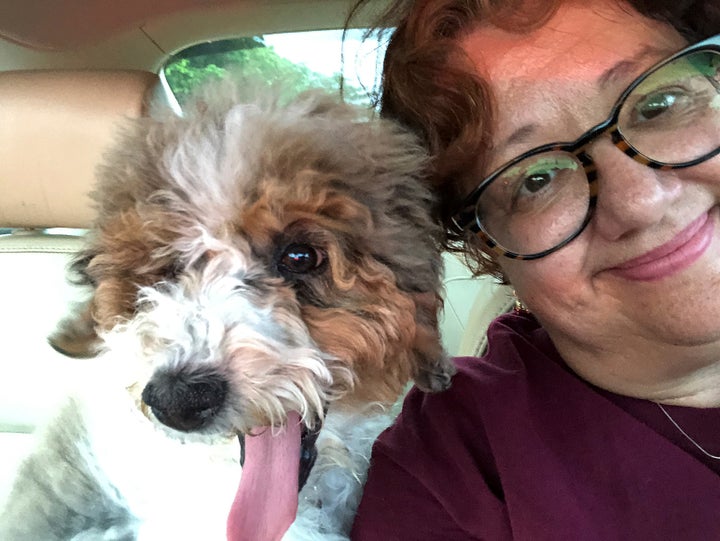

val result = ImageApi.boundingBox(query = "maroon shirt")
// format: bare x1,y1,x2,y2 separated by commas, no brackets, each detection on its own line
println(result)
351,312,720,540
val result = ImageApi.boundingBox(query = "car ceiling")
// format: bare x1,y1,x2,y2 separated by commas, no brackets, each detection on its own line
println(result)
0,0,378,72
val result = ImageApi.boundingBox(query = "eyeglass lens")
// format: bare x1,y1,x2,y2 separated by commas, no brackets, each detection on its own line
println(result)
476,49,720,257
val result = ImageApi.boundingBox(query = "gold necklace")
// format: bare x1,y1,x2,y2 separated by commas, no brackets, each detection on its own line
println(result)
656,403,720,460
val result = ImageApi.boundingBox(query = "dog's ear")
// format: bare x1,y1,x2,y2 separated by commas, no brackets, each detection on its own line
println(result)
413,350,455,393
48,299,102,358
409,291,456,393
48,252,102,358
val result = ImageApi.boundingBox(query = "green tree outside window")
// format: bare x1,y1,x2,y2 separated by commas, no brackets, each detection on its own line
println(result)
163,35,373,108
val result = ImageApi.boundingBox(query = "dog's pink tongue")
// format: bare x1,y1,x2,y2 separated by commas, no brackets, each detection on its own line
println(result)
227,412,301,541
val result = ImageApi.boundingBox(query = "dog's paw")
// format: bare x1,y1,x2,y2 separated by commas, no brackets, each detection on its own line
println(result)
414,354,456,393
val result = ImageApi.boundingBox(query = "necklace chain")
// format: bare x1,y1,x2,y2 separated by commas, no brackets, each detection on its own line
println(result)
656,403,720,460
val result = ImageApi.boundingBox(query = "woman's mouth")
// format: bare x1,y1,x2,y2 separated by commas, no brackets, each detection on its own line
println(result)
609,210,715,281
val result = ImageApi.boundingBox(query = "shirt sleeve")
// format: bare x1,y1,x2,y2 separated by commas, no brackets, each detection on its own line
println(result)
351,440,483,540
350,369,513,541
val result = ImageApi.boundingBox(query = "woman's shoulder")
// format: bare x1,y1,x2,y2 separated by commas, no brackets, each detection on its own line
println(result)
453,310,561,386
376,312,563,453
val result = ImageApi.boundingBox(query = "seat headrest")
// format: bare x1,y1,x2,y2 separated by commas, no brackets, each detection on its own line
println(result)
0,70,159,229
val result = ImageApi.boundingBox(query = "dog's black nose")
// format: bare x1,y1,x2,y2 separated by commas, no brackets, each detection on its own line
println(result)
141,370,228,432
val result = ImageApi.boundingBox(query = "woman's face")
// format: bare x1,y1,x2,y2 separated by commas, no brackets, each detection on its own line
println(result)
461,1,720,394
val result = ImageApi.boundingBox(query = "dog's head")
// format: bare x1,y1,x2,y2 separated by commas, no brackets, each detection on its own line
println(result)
51,83,457,536
51,84,454,434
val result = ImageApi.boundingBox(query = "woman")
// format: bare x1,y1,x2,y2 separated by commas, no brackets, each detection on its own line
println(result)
350,0,720,539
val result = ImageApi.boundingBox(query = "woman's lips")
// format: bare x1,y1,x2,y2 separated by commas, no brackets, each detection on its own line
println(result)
609,211,714,281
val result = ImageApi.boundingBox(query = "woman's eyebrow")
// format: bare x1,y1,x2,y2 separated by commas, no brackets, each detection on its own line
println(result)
597,44,676,88
500,45,681,152
503,124,539,150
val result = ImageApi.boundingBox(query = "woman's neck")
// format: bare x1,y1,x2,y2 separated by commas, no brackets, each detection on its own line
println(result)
551,333,720,408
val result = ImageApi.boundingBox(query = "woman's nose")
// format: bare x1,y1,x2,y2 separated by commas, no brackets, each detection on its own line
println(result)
587,139,682,241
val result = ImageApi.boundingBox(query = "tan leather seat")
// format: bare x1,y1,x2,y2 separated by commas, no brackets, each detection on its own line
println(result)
0,71,159,500
441,252,514,357
0,70,159,228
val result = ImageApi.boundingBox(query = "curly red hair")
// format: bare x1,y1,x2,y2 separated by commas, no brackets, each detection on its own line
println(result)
349,0,720,279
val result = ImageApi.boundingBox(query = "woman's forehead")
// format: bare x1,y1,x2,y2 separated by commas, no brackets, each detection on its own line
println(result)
460,0,686,160
460,1,684,86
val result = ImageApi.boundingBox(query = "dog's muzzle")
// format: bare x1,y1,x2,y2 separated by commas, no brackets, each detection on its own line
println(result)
142,369,323,493
141,369,228,432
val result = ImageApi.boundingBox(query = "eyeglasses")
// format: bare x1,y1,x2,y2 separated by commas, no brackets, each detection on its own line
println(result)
450,33,720,260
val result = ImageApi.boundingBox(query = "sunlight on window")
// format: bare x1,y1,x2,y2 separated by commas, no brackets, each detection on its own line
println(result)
161,29,387,110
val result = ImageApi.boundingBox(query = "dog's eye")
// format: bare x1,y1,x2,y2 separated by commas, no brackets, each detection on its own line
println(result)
278,244,326,275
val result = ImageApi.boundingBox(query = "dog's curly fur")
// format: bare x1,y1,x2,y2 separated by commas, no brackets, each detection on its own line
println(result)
1,81,455,540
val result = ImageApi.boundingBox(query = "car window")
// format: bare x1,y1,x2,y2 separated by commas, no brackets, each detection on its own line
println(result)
161,29,386,110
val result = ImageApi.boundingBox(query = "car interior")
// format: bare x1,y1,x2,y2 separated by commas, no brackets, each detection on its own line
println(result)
0,0,513,508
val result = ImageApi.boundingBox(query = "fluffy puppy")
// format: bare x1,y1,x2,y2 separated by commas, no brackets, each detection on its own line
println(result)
1,81,454,540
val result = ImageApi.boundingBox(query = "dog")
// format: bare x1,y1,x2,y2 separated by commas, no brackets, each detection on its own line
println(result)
0,80,455,540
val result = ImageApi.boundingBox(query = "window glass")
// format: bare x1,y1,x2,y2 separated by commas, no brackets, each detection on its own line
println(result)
162,29,386,110
0,228,86,236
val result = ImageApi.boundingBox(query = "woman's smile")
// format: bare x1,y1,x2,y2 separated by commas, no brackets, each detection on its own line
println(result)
607,208,715,281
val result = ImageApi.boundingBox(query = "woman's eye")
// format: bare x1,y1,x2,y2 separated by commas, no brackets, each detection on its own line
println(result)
634,89,682,121
278,243,326,275
506,168,560,212
522,172,554,193
513,157,575,199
